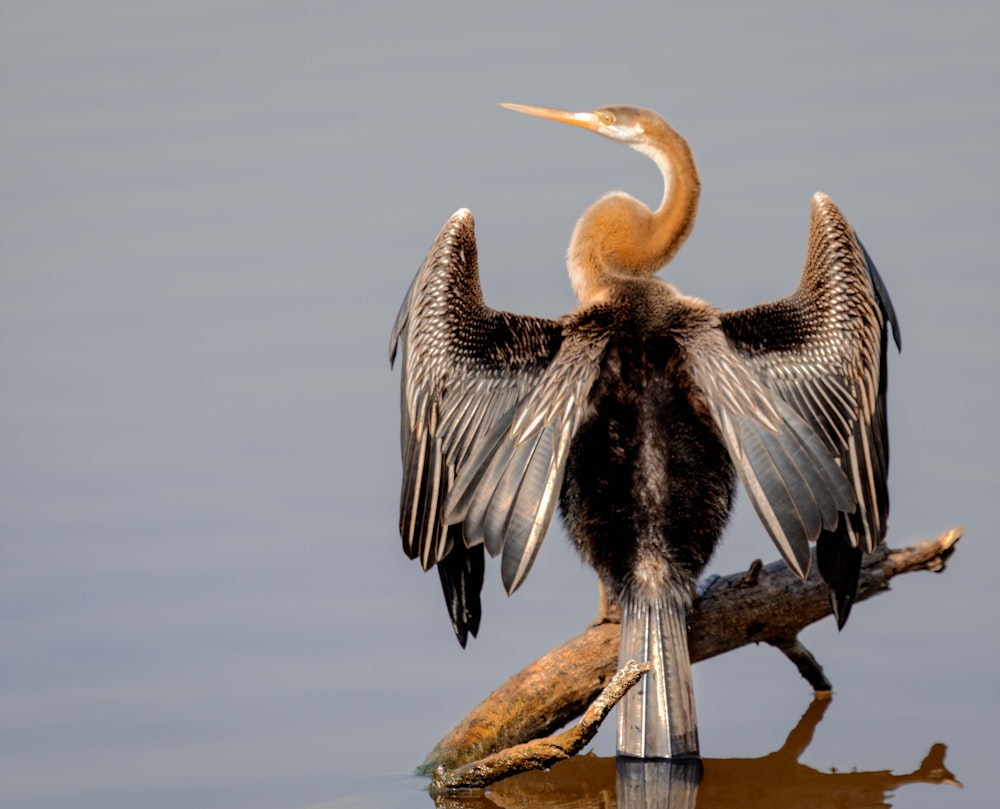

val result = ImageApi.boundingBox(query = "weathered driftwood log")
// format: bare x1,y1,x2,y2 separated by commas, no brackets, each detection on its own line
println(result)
421,528,962,778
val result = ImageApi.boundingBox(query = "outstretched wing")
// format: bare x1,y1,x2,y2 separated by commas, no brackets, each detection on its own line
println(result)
444,321,608,595
683,319,857,582
702,192,900,625
391,208,603,644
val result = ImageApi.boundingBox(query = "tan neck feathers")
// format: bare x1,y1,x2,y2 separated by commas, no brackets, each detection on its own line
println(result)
567,120,699,304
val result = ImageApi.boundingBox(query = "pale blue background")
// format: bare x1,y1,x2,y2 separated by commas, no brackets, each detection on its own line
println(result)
2,2,996,807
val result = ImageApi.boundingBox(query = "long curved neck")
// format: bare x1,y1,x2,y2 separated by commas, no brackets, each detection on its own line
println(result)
568,121,700,304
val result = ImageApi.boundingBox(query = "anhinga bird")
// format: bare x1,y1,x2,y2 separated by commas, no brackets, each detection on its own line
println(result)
389,103,900,759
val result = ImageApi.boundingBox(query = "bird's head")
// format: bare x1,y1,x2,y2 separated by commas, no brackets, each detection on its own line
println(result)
499,102,699,296
498,102,664,147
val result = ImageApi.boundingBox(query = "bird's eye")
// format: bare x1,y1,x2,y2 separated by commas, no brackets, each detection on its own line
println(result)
599,111,616,125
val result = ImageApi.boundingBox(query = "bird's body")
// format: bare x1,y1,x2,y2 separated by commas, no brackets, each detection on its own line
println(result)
557,280,735,605
390,104,899,759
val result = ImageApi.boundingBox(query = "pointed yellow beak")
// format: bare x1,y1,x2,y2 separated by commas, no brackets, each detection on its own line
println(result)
498,102,601,132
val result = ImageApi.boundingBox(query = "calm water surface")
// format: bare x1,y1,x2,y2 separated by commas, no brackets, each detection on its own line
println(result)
2,2,997,808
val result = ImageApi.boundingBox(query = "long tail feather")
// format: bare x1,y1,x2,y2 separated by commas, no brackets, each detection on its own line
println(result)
617,597,699,759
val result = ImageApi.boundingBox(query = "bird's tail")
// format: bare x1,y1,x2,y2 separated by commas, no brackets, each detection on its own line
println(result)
617,596,699,759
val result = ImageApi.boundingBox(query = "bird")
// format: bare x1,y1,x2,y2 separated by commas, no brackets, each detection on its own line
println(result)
389,103,900,759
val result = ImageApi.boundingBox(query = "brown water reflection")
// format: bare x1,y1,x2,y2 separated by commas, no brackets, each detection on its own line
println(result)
432,698,960,808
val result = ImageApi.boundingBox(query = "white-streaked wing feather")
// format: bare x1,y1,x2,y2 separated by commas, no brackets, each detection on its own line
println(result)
390,209,562,572
721,193,899,555
684,327,855,578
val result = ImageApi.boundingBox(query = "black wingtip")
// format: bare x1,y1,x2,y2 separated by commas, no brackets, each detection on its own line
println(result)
857,237,901,352
817,530,863,630
436,541,484,647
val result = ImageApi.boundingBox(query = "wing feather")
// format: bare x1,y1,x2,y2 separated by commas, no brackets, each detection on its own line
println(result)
391,208,606,641
685,330,855,580
717,192,900,625
445,327,608,593
390,209,562,642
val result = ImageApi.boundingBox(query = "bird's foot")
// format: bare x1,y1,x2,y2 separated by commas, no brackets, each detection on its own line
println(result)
589,579,622,626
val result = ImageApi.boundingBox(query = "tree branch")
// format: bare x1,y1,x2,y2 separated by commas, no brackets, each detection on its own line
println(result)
420,528,962,777
430,660,650,793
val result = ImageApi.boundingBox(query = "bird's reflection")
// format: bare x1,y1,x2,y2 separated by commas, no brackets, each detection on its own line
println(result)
431,697,960,809
616,758,700,809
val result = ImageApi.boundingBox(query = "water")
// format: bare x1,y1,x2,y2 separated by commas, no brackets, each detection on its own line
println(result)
1,2,996,807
